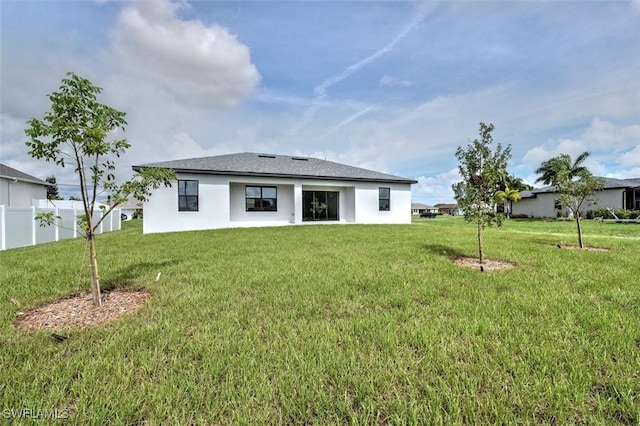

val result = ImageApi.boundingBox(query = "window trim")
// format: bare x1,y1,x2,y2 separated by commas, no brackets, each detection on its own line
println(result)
245,185,278,212
178,179,199,212
379,187,391,211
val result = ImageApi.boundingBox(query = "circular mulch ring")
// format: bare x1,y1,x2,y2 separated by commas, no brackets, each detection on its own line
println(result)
453,256,515,270
14,288,151,332
556,244,609,252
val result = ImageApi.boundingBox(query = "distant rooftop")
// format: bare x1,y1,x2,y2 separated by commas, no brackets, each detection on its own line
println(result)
526,177,640,195
133,152,418,184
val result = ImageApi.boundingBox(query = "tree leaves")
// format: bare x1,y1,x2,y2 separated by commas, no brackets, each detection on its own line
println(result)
453,122,512,229
452,123,512,267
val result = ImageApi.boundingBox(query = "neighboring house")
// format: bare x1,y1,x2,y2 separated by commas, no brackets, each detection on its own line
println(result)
411,203,426,215
511,177,640,218
133,152,417,234
411,203,437,215
116,199,143,220
436,203,461,215
0,163,51,207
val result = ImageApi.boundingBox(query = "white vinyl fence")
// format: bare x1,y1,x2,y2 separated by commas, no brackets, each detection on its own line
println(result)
0,205,121,251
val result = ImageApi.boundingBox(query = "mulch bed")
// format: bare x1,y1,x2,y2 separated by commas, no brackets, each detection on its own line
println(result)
556,244,609,251
15,288,151,332
453,257,516,270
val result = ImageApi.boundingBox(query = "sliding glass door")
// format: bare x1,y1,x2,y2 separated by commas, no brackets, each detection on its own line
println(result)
303,191,339,221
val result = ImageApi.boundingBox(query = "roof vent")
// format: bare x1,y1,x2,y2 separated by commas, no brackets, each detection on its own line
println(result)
291,157,308,161
258,154,276,159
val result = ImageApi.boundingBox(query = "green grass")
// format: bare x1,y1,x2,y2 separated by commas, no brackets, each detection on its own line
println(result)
1,219,639,424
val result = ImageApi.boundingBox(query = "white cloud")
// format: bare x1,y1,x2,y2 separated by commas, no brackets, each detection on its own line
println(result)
413,168,461,203
619,145,640,168
521,138,588,166
583,117,640,151
605,168,640,179
520,118,640,170
110,0,260,107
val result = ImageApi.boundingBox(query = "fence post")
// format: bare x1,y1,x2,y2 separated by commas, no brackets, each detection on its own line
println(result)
74,208,79,238
55,207,59,242
31,206,36,247
0,205,5,251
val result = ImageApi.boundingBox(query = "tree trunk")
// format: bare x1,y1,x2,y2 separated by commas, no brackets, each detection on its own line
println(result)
87,234,102,306
576,212,584,249
477,220,484,272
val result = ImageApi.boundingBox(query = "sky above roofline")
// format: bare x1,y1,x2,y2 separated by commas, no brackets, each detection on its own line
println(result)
1,0,639,203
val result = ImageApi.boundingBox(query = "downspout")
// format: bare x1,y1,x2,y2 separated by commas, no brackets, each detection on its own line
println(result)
8,178,17,207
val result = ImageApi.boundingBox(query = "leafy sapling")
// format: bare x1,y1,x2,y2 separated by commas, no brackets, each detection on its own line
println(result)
25,72,175,306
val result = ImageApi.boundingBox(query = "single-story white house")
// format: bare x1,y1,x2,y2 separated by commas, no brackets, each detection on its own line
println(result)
411,203,437,215
511,177,640,218
133,152,418,234
0,163,51,207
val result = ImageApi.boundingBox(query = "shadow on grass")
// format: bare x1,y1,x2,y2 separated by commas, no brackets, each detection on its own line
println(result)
102,260,179,291
421,243,467,259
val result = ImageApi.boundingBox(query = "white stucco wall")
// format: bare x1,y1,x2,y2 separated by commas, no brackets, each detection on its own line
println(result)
0,179,47,208
353,182,413,224
143,173,230,234
512,188,627,218
143,173,413,234
595,189,625,210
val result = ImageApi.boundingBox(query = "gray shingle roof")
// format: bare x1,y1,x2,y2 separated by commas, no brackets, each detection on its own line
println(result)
0,163,50,186
522,177,640,196
133,152,418,184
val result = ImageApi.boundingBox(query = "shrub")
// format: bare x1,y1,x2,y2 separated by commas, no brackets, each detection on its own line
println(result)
591,208,640,220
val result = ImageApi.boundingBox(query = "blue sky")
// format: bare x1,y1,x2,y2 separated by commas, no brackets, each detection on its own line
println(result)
1,0,639,204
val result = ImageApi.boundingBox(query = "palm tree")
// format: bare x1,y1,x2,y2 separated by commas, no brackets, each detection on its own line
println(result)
507,175,533,192
534,151,602,248
535,152,590,186
495,186,522,218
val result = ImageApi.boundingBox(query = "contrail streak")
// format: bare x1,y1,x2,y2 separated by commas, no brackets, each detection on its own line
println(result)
296,1,436,130
323,104,377,137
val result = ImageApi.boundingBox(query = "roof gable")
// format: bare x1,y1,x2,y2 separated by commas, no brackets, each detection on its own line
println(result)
0,163,50,186
133,152,417,184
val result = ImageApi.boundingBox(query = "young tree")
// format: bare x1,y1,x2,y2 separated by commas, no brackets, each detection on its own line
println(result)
45,175,61,200
535,152,604,248
452,122,512,271
25,72,175,306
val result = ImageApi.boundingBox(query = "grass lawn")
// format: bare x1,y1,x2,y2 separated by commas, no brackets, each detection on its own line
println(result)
1,218,639,424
